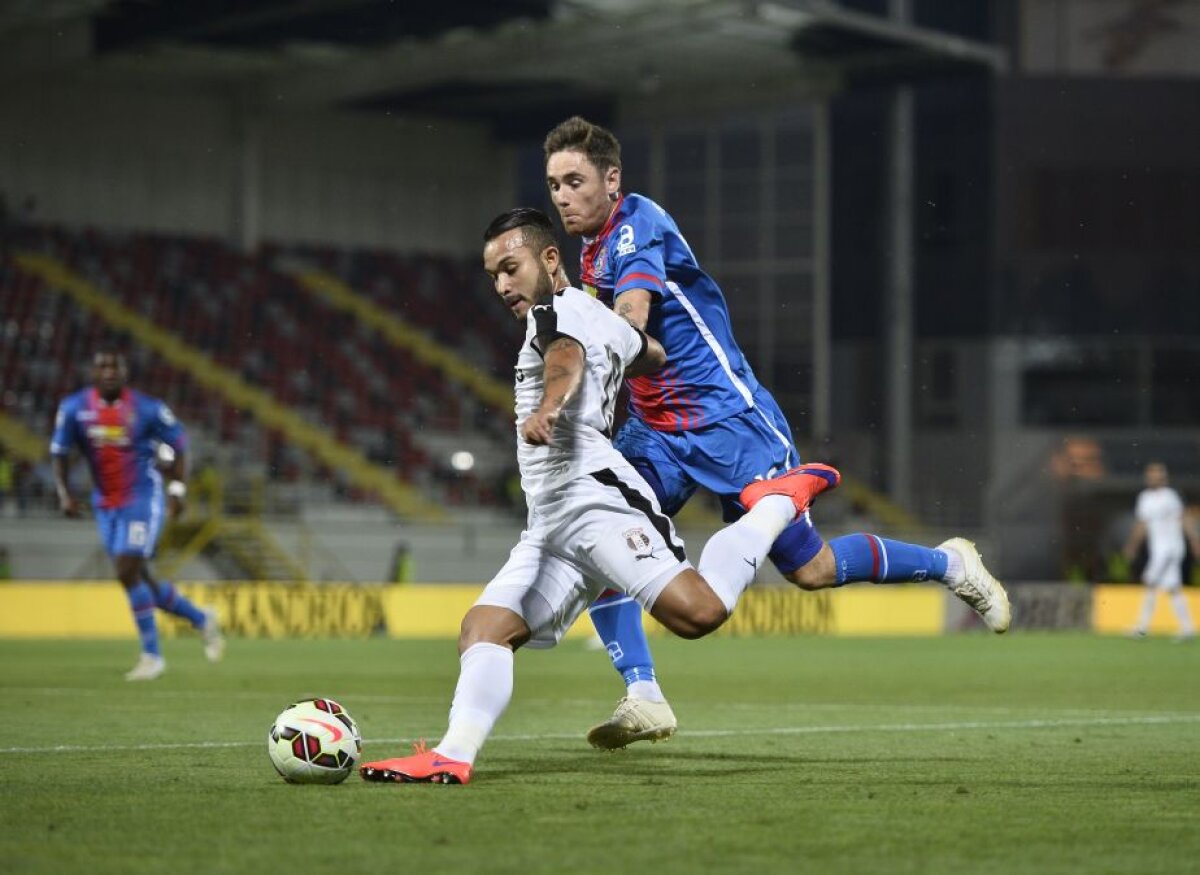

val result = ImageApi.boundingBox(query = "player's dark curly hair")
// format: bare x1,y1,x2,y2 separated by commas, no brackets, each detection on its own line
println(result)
543,116,622,173
483,207,557,255
92,347,128,368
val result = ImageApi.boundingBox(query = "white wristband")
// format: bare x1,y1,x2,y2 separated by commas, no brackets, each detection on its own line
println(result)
167,480,187,499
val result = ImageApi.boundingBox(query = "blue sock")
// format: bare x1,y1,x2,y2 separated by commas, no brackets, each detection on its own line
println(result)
151,580,207,628
588,590,656,686
126,582,161,656
829,534,949,585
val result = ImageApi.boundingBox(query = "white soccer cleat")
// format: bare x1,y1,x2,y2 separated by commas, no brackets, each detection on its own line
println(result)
587,697,678,750
125,653,166,682
202,609,225,663
940,537,1012,634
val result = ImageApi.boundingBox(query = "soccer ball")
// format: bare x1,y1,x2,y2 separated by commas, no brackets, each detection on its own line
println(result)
268,698,362,785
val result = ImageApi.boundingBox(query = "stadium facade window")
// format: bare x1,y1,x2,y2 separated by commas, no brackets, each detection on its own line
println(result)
1022,166,1200,253
621,109,819,435
916,344,960,428
1019,339,1200,427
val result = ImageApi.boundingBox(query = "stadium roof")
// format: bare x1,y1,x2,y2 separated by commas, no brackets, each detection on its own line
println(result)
0,0,1005,131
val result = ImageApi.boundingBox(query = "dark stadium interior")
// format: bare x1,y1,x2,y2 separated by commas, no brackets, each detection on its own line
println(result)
2,0,1199,581
93,0,555,52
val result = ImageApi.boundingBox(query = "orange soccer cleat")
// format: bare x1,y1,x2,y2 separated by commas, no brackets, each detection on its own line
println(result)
738,463,841,517
359,741,473,785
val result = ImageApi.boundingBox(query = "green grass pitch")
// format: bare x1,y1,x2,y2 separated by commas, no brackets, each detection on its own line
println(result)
2,633,1198,874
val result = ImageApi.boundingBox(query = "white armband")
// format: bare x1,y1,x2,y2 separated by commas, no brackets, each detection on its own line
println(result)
167,480,188,499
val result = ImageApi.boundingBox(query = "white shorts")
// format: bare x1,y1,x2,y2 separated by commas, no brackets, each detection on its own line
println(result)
1143,548,1185,590
475,463,691,648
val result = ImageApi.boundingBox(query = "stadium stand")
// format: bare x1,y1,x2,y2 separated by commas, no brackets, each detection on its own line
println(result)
0,225,521,515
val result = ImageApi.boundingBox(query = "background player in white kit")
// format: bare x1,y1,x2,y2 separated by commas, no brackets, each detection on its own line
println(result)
1124,462,1199,640
358,208,839,785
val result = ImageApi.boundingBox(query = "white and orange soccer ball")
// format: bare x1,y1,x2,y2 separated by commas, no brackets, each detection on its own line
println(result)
267,698,362,785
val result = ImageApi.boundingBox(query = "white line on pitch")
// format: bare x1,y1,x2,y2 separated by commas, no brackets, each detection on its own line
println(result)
2,686,453,705
3,687,1188,719
3,713,1199,756
492,714,1200,742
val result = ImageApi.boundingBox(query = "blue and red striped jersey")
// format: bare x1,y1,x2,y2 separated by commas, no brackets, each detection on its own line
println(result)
579,193,761,432
50,387,187,509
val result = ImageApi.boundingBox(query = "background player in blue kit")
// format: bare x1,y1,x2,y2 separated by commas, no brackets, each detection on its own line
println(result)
544,116,1010,748
51,350,224,681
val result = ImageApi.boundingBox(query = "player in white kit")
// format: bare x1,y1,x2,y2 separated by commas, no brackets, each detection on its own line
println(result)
359,208,840,785
1124,462,1199,640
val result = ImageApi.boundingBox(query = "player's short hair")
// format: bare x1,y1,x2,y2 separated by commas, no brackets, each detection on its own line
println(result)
92,347,127,367
543,116,622,173
483,207,557,256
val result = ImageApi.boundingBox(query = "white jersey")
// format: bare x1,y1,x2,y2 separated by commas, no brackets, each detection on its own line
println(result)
514,285,647,501
1135,487,1186,555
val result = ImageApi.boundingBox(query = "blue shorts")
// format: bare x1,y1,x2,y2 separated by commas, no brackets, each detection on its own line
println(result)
613,387,824,574
94,490,166,559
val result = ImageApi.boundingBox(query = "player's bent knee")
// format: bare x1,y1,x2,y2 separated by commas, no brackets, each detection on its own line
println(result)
786,567,829,591
786,544,837,591
458,605,530,654
650,574,727,639
684,600,728,638
659,613,720,639
114,554,143,588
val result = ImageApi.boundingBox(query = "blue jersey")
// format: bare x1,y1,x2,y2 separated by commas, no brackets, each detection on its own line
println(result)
580,193,762,432
50,387,187,510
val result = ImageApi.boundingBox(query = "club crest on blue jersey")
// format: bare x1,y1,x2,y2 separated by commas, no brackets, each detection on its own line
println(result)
86,424,132,446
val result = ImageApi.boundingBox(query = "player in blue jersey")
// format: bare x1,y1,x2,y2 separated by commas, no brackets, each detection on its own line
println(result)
51,350,224,680
544,116,1010,748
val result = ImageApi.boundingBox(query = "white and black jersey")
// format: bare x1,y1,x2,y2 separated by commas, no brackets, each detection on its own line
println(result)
1136,487,1186,557
514,285,647,501
476,286,689,647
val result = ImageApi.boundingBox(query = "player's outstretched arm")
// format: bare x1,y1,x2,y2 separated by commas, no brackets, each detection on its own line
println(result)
150,400,190,518
1185,513,1200,558
625,331,666,379
165,447,189,519
614,288,653,332
1123,521,1147,561
51,454,80,518
521,337,584,446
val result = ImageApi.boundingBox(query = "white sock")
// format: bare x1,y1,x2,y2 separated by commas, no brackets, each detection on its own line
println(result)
435,642,513,765
627,679,665,702
1134,587,1157,633
1169,590,1195,635
697,496,796,614
741,494,797,539
942,547,965,586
